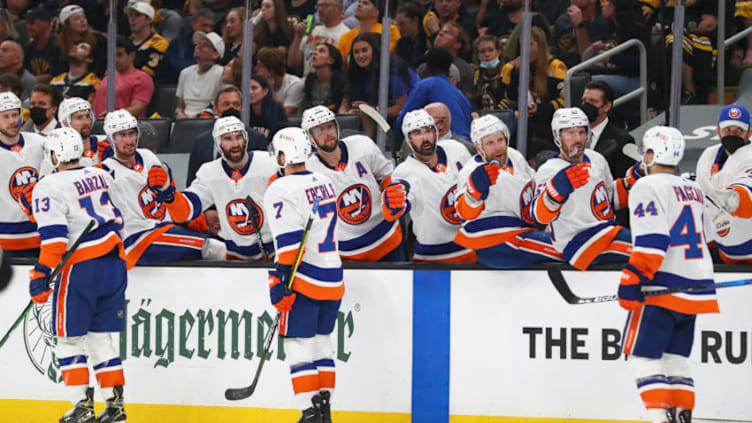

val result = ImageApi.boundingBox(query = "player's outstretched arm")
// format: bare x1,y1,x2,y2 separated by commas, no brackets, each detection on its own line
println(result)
532,163,590,224
381,179,411,222
147,163,200,223
456,163,501,220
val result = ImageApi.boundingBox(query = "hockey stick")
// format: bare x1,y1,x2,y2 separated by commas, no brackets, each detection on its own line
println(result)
0,220,97,350
622,143,641,162
224,196,321,401
244,195,268,261
358,103,390,134
547,264,752,305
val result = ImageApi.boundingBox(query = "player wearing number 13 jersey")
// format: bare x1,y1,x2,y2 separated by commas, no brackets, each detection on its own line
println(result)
618,126,718,423
264,127,343,423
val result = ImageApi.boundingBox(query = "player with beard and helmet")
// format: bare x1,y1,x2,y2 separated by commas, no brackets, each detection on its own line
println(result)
302,105,403,261
56,97,110,167
156,116,278,260
381,108,474,262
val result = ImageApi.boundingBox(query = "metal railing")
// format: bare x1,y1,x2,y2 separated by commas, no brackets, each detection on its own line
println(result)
717,0,752,105
563,39,648,124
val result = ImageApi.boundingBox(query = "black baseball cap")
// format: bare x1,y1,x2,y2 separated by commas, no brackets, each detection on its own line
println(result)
23,7,52,21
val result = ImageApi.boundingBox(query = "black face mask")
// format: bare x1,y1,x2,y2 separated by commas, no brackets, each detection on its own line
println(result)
221,108,241,119
721,135,747,154
30,107,49,126
579,102,599,123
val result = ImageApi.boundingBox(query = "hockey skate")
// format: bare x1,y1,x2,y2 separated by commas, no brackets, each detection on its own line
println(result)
295,406,322,423
60,388,95,423
666,407,691,423
312,391,332,423
96,386,126,423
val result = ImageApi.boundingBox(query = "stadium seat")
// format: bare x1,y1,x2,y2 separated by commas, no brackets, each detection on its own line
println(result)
285,114,302,129
92,120,105,136
166,118,214,153
336,113,361,131
137,118,172,153
151,85,178,119
568,72,592,107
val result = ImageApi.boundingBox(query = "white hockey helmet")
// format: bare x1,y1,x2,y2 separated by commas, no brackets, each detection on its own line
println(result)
0,92,22,113
45,127,84,168
551,107,590,148
103,109,139,143
301,105,338,143
270,127,312,169
470,114,510,157
212,116,247,159
401,108,438,139
58,97,93,128
640,125,684,167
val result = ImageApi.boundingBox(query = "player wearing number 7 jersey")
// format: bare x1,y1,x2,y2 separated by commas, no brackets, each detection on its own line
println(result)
618,126,718,423
30,128,128,423
264,127,343,423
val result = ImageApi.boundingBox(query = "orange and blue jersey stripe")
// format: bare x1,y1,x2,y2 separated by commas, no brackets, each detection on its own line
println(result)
122,222,175,269
225,239,274,260
729,183,752,218
291,261,344,300
644,272,719,314
275,229,305,266
413,240,476,263
338,219,402,261
0,221,40,251
717,238,752,263
562,222,627,270
455,215,534,250
39,222,123,268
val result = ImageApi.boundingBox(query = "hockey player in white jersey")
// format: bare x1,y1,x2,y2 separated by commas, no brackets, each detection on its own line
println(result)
264,127,343,423
151,116,276,260
619,126,718,423
381,109,474,262
100,109,224,268
695,104,752,263
29,128,128,423
302,105,404,261
0,91,45,256
58,97,110,167
454,114,562,268
532,107,637,270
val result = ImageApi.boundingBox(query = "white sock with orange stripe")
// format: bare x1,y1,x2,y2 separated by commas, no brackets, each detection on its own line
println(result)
313,334,336,399
86,332,125,400
285,337,320,410
663,353,694,417
627,355,672,423
55,336,90,404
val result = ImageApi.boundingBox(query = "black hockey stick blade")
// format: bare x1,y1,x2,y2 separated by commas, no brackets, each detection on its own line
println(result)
243,195,268,261
224,313,279,400
547,264,752,305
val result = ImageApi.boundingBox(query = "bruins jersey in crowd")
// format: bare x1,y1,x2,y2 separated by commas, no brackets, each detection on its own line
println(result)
131,32,168,77
50,72,101,104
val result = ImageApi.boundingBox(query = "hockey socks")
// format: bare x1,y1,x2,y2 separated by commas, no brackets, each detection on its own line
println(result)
628,354,694,423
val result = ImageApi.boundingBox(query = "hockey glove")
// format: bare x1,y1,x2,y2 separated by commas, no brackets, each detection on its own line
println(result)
269,270,296,313
623,162,645,188
546,162,590,204
716,187,742,216
147,164,176,203
467,162,501,201
618,263,646,311
18,181,36,221
96,140,112,162
29,264,53,304
381,179,410,222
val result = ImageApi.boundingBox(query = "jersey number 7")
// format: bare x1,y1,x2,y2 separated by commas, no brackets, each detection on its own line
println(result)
317,202,337,253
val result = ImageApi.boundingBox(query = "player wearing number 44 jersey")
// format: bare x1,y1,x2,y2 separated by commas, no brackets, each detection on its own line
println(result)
154,116,277,260
302,106,403,262
265,127,343,423
532,107,640,270
619,126,718,423
29,128,128,423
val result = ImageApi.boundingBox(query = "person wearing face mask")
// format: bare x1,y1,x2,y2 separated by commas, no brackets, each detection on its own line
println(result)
21,84,62,136
470,35,505,113
695,104,752,264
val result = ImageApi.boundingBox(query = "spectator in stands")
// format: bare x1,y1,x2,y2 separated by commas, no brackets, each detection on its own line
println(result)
93,37,154,118
0,8,19,43
499,26,567,161
252,0,293,56
284,0,317,24
21,84,62,136
126,1,168,78
50,41,101,104
532,0,569,29
394,1,427,69
58,5,108,78
477,0,524,51
550,0,611,68
397,47,472,140
471,35,505,112
340,32,419,138
161,8,216,84
736,0,752,66
420,22,474,94
187,85,268,185
303,43,346,111
152,0,184,42
221,7,244,65
249,74,287,141
287,0,349,75
500,8,550,63
337,0,401,59
3,1,27,44
255,47,305,115
421,0,476,40
176,32,225,119
0,73,30,121
23,7,63,85
0,40,36,101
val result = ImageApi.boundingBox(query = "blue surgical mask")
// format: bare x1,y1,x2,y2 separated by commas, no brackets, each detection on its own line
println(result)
479,58,500,69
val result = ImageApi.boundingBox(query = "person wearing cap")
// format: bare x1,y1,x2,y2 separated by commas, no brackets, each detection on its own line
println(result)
175,31,225,119
93,36,154,118
126,0,168,77
23,7,63,85
696,104,752,264
58,4,108,78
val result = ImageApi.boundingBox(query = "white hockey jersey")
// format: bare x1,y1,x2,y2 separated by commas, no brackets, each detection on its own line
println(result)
393,139,474,262
306,136,400,261
264,171,344,301
179,152,278,260
696,143,752,262
32,166,123,269
0,133,45,250
532,150,628,269
455,148,538,249
628,173,718,315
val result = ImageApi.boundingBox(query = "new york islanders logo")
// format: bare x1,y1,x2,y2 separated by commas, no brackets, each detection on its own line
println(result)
9,167,39,202
590,182,615,221
729,107,742,119
225,199,264,235
519,181,536,225
337,184,371,225
440,184,461,225
138,186,166,220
